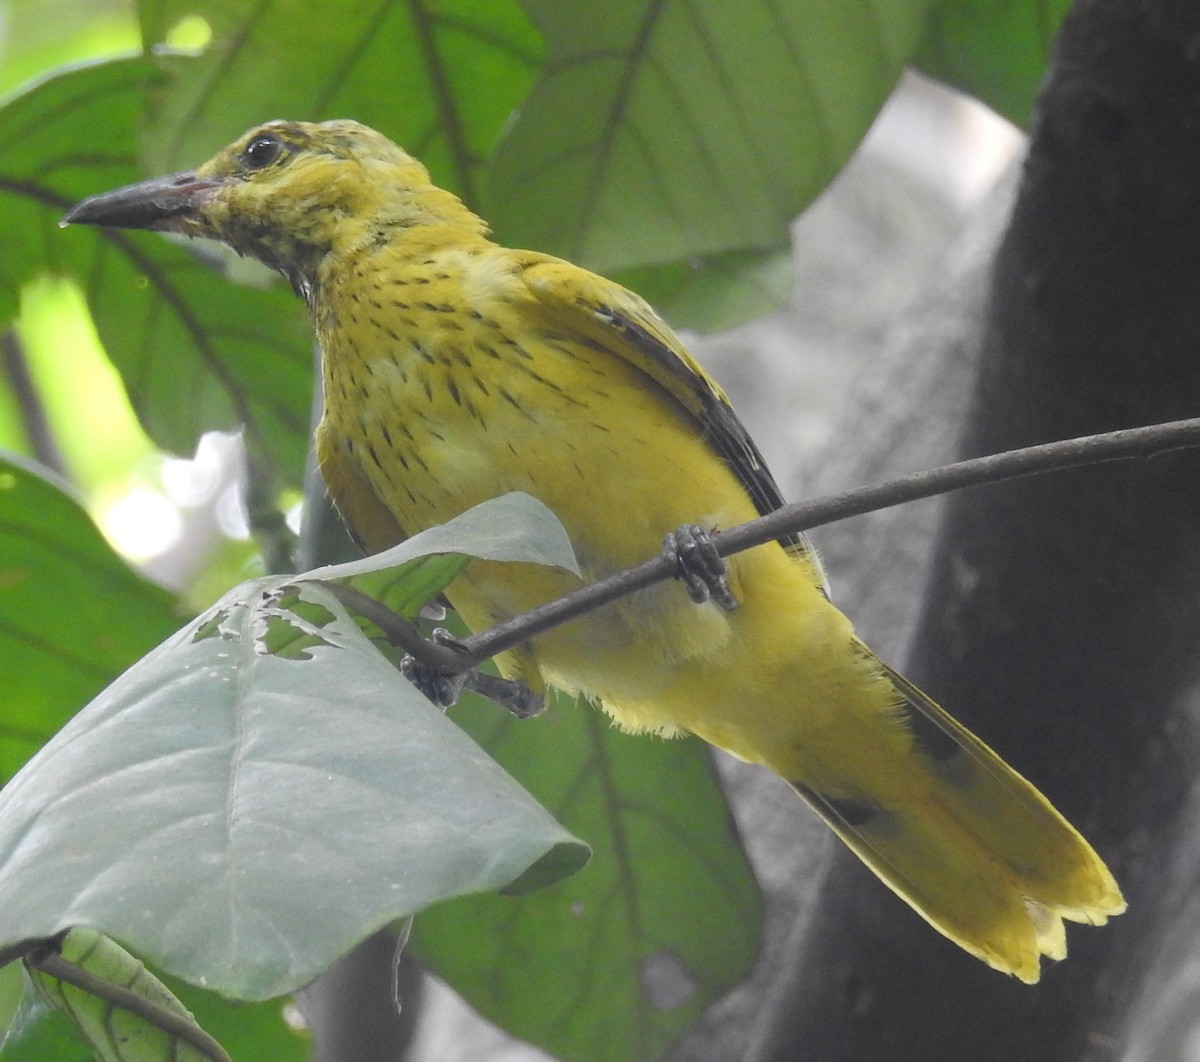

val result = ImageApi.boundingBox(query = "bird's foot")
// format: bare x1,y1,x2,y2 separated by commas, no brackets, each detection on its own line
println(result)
401,628,543,717
663,524,738,611
401,628,469,708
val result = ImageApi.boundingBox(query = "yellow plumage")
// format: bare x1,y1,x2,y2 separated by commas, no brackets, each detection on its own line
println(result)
65,119,1125,982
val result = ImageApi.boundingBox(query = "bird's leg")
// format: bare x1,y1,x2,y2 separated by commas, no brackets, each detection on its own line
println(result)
662,524,738,611
402,628,544,718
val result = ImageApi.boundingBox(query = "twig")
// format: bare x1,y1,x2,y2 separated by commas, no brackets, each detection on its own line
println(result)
443,417,1200,671
0,935,56,971
314,580,465,670
25,947,234,1062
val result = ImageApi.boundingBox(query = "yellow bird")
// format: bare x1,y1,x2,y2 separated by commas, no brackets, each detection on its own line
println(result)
65,119,1124,982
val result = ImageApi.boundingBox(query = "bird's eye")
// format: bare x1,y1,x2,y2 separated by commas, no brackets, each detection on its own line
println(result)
241,134,285,170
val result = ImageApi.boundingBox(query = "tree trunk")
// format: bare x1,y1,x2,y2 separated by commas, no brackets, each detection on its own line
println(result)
752,1,1200,1058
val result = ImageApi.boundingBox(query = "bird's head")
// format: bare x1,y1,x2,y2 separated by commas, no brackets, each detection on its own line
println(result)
63,119,483,299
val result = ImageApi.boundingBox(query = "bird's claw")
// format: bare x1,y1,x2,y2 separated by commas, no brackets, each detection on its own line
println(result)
401,627,471,708
663,524,738,611
402,627,543,717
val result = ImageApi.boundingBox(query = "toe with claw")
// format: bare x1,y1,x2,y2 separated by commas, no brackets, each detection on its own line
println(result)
401,646,468,711
663,524,738,611
402,628,543,717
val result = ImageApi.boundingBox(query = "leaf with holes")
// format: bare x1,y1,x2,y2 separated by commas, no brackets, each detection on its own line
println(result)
0,494,588,1001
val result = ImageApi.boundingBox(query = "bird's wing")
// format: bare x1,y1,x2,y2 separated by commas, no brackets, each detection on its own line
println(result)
522,257,825,581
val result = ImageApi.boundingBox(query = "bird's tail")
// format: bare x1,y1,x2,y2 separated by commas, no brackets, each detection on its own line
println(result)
790,662,1125,983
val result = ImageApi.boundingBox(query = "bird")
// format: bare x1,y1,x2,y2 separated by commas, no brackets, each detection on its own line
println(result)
64,118,1124,983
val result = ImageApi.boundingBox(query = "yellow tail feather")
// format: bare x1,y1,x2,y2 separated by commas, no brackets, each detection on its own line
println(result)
792,662,1124,983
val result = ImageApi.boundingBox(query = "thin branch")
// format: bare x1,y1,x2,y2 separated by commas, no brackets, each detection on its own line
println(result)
445,417,1200,671
314,579,466,670
25,948,234,1062
0,935,56,972
325,418,1200,676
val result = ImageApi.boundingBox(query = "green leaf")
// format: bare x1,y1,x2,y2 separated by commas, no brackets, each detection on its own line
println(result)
310,490,581,583
917,0,1072,127
616,243,794,333
0,57,154,329
491,0,936,281
0,496,588,1002
2,988,90,1062
139,0,543,207
25,929,228,1062
342,553,471,627
0,453,180,782
0,962,22,1044
309,492,578,653
73,229,313,483
0,1,139,100
413,693,763,1062
155,972,307,1062
0,57,314,484
4,938,306,1062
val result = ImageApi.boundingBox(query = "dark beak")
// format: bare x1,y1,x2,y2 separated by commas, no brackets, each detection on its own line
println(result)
61,171,224,232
